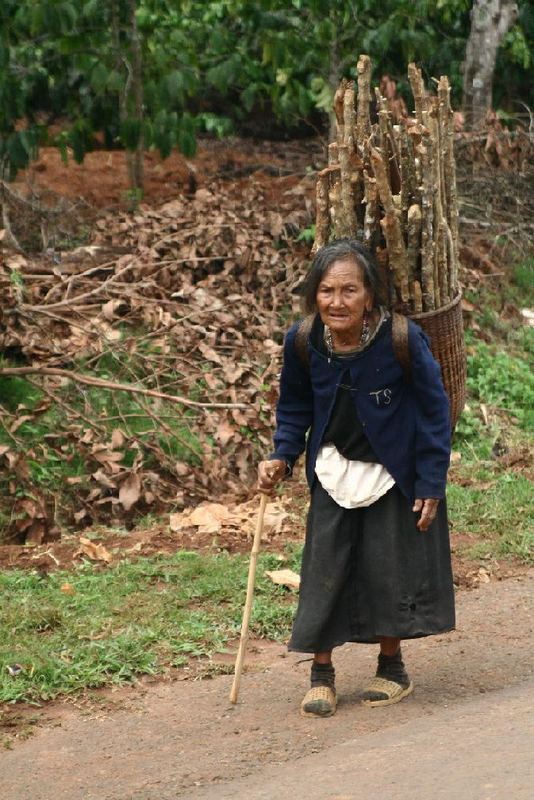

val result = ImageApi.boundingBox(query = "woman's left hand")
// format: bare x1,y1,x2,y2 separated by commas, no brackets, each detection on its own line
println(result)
412,498,440,532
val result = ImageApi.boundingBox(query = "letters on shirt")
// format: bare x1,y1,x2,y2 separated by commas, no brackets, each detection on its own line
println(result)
369,388,392,406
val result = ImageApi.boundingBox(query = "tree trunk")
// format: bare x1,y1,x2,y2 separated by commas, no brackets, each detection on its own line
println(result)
112,0,144,196
462,0,518,129
127,0,144,194
328,39,341,144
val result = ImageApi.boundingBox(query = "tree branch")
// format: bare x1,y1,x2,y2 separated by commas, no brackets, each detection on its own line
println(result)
0,367,247,410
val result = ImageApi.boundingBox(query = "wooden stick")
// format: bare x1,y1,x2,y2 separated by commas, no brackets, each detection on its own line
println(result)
418,133,435,311
400,129,418,226
362,170,379,249
356,55,372,152
327,144,343,236
407,202,422,300
343,83,356,153
371,147,410,303
413,280,423,313
21,262,136,312
229,493,268,704
312,170,330,255
438,75,460,296
338,144,357,237
408,63,426,125
333,79,347,145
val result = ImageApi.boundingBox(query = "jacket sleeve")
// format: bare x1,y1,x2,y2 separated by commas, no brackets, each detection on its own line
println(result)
268,323,313,472
408,322,451,499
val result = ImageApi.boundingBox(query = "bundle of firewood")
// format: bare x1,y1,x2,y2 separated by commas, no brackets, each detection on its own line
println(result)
313,55,460,314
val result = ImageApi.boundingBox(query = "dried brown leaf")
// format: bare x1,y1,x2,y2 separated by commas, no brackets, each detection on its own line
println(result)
119,473,142,511
111,428,126,449
264,569,300,589
77,536,112,563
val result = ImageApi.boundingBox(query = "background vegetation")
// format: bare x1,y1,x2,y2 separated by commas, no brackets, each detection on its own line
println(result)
1,0,533,182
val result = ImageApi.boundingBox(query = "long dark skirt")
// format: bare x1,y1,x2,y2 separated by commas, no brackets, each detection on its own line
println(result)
288,481,455,652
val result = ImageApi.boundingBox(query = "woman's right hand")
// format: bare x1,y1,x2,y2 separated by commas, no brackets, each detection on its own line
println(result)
257,459,287,494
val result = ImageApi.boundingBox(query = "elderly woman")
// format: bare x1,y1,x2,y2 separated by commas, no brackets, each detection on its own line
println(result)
258,239,455,718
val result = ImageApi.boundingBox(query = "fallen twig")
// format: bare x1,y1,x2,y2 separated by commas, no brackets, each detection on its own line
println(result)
0,367,247,410
20,261,136,312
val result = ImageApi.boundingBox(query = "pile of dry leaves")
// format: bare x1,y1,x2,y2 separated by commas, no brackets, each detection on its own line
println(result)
0,166,315,541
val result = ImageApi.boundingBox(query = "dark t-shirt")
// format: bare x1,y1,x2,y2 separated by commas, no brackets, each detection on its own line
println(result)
313,319,386,464
322,380,381,462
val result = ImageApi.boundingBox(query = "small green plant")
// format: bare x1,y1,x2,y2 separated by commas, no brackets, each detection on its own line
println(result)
297,224,316,244
8,268,24,294
512,260,534,294
122,187,144,211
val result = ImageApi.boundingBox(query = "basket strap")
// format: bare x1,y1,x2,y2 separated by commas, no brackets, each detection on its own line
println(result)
392,312,412,383
295,314,314,371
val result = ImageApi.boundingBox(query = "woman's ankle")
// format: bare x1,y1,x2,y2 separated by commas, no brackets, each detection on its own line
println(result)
379,637,401,657
313,650,332,665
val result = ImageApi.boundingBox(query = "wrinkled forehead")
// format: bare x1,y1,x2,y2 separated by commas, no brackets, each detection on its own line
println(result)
320,257,366,284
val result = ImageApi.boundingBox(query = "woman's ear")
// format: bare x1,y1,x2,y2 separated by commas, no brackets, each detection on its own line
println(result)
365,292,374,312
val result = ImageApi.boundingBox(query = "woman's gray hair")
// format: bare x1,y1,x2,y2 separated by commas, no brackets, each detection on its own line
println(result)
300,239,386,314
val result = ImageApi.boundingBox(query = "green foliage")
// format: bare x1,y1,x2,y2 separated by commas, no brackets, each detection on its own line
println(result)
465,342,534,429
0,550,298,702
297,224,316,244
512,259,534,294
1,0,533,180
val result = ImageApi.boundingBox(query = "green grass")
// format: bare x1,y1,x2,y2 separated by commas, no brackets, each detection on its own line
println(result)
448,467,534,562
0,550,299,704
464,340,534,429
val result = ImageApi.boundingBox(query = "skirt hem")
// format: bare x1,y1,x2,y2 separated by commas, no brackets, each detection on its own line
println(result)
288,625,456,653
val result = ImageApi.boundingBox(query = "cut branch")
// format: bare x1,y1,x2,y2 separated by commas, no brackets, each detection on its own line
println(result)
0,367,247,410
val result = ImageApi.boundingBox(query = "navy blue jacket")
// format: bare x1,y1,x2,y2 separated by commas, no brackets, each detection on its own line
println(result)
269,316,451,503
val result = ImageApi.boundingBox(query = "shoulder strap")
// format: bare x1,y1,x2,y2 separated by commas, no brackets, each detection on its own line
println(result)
392,312,412,383
295,315,314,372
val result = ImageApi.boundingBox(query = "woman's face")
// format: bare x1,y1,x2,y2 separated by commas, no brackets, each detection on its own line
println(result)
315,258,373,338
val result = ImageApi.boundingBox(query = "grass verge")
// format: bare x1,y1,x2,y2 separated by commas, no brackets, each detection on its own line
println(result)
0,549,300,705
448,467,533,562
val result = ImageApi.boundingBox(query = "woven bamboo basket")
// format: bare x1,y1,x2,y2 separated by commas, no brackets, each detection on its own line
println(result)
409,291,466,430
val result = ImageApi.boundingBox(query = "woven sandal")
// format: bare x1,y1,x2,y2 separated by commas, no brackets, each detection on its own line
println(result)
300,685,337,717
361,676,414,707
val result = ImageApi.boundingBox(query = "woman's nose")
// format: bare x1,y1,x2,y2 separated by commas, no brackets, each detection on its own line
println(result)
331,292,344,307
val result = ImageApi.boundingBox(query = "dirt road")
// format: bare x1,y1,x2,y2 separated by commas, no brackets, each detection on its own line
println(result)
1,572,532,800
190,679,534,800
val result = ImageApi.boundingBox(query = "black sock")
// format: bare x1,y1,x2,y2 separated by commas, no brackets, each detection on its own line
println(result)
376,648,410,688
310,660,336,691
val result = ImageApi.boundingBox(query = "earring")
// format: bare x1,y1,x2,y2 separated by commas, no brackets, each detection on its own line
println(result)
324,325,333,363
360,309,370,345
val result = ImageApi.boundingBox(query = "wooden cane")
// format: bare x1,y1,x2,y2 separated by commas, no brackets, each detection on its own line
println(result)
229,492,268,704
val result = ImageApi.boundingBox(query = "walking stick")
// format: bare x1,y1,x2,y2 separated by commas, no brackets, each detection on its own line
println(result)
229,492,268,704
